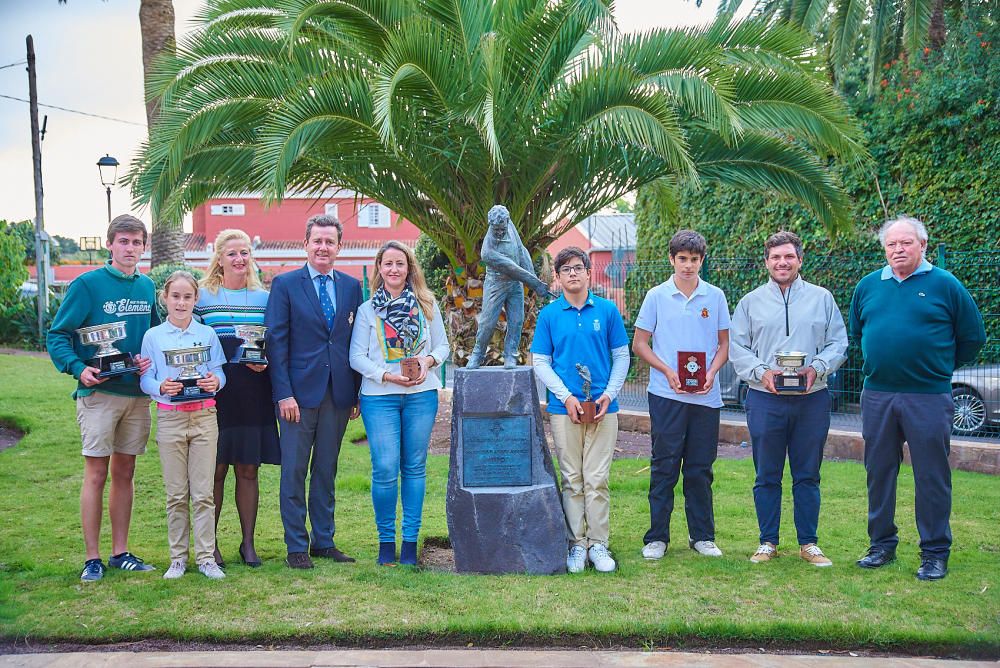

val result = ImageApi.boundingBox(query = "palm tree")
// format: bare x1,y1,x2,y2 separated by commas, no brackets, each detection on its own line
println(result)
138,0,184,267
59,0,183,266
129,0,867,364
732,0,972,92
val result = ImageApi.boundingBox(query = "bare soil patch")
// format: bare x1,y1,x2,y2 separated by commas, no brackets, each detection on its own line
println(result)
418,535,455,572
0,421,24,453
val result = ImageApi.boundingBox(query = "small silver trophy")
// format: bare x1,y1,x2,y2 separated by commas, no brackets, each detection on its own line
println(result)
773,350,808,394
574,363,597,423
163,345,215,402
232,324,268,365
76,321,139,378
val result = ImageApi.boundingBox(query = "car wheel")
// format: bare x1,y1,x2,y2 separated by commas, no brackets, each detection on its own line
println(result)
952,386,986,435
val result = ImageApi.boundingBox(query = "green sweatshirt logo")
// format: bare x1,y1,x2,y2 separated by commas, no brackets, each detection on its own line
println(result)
102,299,153,316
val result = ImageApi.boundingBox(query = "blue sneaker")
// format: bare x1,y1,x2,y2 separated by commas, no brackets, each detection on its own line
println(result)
108,552,155,572
80,558,105,581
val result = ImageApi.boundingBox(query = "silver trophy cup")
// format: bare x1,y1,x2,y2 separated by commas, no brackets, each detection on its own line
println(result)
163,345,215,402
773,350,808,394
232,324,268,365
76,321,139,378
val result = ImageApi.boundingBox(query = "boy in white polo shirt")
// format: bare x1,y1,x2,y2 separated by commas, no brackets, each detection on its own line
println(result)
632,230,730,560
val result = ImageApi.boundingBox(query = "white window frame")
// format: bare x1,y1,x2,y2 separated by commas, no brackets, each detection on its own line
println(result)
209,204,245,216
358,202,391,228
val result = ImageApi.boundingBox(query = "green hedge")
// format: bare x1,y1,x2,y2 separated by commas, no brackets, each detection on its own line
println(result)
631,14,999,348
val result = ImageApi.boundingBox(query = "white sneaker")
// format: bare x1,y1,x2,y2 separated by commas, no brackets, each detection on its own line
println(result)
566,546,587,573
641,541,667,560
198,561,226,579
163,559,186,580
690,540,723,557
588,544,616,572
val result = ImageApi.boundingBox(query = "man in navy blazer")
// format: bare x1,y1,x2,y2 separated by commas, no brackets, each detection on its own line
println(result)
265,214,363,569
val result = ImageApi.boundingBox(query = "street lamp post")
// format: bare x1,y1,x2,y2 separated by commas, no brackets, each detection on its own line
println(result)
96,154,119,223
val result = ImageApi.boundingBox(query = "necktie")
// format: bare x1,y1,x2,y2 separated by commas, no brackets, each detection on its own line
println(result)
317,274,335,329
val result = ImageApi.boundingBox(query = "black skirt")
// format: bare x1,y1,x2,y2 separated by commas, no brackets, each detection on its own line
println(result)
214,336,281,466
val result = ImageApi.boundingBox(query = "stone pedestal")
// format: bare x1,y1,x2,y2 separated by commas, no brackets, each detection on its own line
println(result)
446,367,566,575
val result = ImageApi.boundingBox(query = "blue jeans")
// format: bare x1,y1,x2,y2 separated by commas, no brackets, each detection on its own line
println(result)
359,390,438,542
745,388,830,546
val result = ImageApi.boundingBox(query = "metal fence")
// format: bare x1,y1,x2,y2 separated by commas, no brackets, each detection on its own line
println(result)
588,248,1000,438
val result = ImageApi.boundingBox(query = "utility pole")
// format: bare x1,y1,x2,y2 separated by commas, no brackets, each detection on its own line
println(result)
27,35,50,340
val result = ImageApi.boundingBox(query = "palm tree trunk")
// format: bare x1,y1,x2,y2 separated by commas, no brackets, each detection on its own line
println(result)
928,0,946,52
139,0,183,268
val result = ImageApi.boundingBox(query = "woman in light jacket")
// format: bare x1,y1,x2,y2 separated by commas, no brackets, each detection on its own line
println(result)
350,240,450,566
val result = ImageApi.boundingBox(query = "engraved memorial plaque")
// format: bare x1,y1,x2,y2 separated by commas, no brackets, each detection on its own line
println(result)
462,416,532,487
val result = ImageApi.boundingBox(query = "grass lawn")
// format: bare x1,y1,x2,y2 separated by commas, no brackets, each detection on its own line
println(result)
0,354,997,656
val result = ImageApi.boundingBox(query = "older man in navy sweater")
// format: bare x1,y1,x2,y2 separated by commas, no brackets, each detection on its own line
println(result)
849,216,985,581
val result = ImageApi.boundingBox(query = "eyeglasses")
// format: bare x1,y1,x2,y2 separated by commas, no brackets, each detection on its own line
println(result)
558,264,588,275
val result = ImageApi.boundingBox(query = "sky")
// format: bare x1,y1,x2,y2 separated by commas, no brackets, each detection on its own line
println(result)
0,0,735,241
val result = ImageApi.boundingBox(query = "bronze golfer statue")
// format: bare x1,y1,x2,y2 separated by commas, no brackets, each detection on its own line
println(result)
466,205,552,369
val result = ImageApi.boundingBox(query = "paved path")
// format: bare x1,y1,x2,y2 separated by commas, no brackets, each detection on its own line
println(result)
1,650,997,667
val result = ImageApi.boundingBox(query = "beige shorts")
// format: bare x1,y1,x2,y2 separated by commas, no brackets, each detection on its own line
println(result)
76,392,152,458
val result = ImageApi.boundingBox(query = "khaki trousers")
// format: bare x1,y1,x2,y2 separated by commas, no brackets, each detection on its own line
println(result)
549,413,618,548
156,408,218,564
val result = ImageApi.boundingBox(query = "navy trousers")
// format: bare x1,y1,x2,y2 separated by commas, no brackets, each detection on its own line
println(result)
644,394,720,546
861,389,953,559
278,390,351,554
745,388,830,546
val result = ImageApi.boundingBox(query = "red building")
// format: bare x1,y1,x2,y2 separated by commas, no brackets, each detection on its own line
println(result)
186,191,420,282
41,197,635,297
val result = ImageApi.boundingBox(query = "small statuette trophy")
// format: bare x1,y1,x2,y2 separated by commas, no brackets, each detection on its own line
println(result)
575,363,597,423
773,350,809,394
399,340,427,381
75,321,140,378
677,351,707,392
162,345,216,402
232,324,268,365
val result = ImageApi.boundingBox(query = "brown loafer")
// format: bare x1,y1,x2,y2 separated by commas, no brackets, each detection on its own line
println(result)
285,552,314,569
309,546,356,562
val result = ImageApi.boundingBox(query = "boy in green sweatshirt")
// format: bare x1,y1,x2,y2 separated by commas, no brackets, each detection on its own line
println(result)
47,215,160,581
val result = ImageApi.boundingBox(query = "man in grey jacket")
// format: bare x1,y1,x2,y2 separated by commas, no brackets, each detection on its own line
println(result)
730,231,848,567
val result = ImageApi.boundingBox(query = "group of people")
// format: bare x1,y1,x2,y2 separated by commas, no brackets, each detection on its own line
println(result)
533,219,984,581
48,213,443,579
47,211,984,584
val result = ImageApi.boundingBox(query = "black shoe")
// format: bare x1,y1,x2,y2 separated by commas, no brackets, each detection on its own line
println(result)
400,540,418,566
856,546,896,569
377,541,397,566
916,557,948,580
310,546,356,562
285,552,314,569
239,544,262,568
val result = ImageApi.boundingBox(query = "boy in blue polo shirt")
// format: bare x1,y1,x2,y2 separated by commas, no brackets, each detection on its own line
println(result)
632,230,730,561
531,247,630,573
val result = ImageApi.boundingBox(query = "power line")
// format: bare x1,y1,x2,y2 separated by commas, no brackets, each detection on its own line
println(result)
0,93,146,127
0,61,28,70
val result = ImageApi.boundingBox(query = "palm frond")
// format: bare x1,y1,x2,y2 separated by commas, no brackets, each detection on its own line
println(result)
688,130,852,232
902,0,933,59
830,0,869,69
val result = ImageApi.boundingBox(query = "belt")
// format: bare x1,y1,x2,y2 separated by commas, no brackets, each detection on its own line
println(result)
157,399,216,412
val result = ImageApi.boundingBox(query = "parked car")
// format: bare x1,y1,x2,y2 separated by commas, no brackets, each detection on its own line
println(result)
951,364,1000,435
